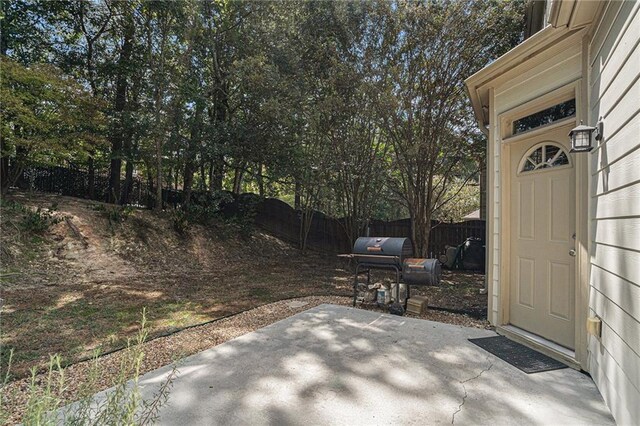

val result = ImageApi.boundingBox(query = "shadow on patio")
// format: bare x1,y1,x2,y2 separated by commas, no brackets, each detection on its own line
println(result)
124,305,613,424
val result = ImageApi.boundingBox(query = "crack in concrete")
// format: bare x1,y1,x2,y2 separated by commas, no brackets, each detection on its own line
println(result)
451,362,493,424
451,383,468,425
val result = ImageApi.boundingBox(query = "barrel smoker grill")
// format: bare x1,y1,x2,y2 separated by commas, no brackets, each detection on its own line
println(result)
349,237,441,307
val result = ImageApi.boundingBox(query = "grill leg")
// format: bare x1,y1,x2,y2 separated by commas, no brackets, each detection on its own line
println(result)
353,264,361,307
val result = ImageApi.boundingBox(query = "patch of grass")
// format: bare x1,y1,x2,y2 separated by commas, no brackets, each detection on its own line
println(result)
249,287,273,302
1,311,179,425
0,268,21,284
0,348,39,366
29,235,46,245
147,302,211,329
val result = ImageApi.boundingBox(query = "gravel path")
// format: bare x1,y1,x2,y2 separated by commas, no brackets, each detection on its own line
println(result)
1,296,489,425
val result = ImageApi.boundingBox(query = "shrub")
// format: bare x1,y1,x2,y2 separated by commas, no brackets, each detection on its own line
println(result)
170,209,189,235
0,349,15,425
186,191,235,224
18,207,61,234
228,194,260,238
105,206,134,226
90,204,134,231
0,199,61,234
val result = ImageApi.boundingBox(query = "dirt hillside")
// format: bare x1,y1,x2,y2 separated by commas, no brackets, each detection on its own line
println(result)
0,192,353,378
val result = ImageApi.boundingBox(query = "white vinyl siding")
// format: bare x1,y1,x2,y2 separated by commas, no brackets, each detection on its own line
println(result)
588,1,640,425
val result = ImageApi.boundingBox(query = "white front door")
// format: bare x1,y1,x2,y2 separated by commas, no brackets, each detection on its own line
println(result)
509,128,576,349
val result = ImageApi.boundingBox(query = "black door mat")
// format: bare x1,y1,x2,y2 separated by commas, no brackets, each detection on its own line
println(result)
468,336,568,374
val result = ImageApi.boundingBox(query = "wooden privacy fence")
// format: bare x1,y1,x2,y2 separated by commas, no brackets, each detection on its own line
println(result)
369,218,486,258
254,198,485,256
254,198,352,253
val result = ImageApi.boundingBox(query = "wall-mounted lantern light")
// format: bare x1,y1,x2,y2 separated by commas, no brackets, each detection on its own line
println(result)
569,119,603,153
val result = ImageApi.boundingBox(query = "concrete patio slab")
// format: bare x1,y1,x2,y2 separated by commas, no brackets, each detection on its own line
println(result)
133,304,613,425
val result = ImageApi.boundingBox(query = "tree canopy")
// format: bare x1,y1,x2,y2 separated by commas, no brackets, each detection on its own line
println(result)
0,0,524,254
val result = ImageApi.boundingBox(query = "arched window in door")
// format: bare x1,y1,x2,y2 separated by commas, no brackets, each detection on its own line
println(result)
519,142,571,174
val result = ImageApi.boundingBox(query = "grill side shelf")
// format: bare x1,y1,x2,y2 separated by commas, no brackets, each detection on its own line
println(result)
351,254,400,263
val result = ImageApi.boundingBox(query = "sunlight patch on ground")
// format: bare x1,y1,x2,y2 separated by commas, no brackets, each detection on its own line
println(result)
1,303,16,314
54,292,84,309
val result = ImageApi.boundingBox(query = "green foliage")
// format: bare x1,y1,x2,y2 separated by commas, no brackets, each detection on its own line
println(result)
0,57,106,167
432,180,481,223
1,310,178,425
185,191,235,224
181,192,257,238
105,206,134,227
1,0,525,244
1,200,62,234
170,209,190,235
0,349,15,425
367,0,523,255
219,215,255,240
224,195,260,239
18,207,61,234
22,355,65,425
90,204,134,231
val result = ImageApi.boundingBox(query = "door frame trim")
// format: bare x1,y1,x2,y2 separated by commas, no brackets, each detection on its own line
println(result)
497,80,589,369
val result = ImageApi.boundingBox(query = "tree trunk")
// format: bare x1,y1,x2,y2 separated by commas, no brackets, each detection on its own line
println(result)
107,14,134,204
2,146,28,198
199,162,207,192
107,156,122,203
0,28,7,195
120,75,141,206
151,15,169,212
147,171,155,209
174,164,179,192
206,39,229,195
0,3,9,198
155,145,163,211
182,161,195,209
1,165,23,199
294,179,302,210
257,163,264,197
409,188,432,258
208,161,215,194
211,155,224,192
232,164,244,195
87,156,95,199
120,159,134,205
0,141,9,198
182,101,203,209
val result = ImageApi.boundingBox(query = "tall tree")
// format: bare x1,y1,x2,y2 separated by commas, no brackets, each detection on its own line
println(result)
106,4,135,203
71,0,113,199
0,0,75,197
0,58,105,196
373,0,522,256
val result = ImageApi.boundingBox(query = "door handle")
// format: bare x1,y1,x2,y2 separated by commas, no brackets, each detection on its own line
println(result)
569,249,576,257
